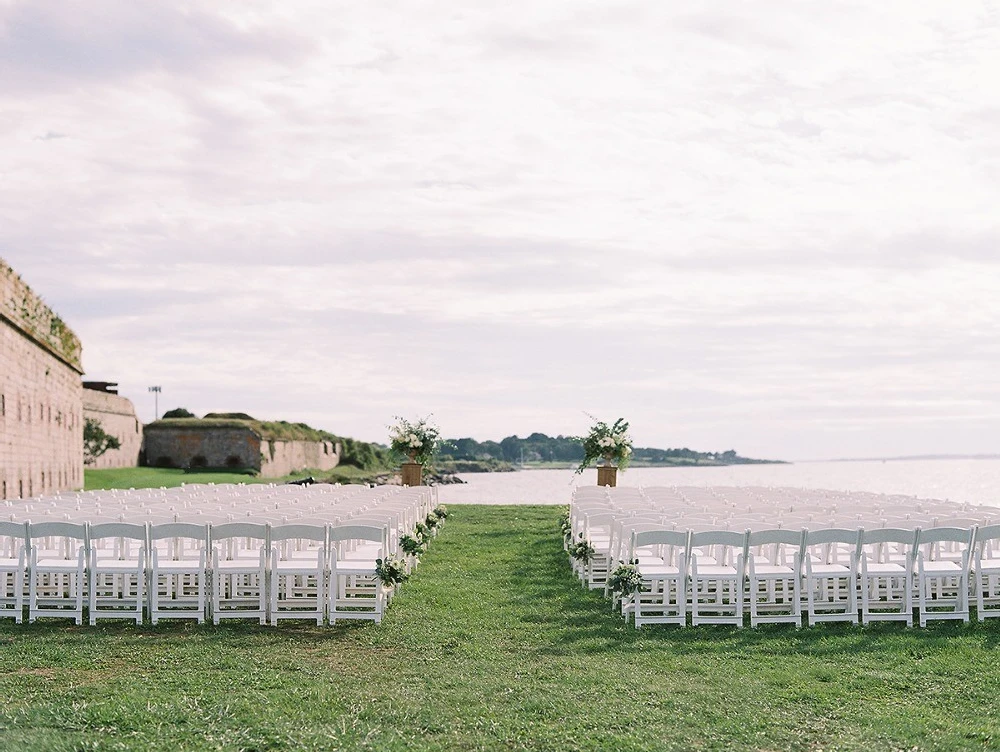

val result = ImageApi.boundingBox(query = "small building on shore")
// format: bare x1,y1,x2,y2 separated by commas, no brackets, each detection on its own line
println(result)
82,382,143,469
0,258,84,499
143,416,342,478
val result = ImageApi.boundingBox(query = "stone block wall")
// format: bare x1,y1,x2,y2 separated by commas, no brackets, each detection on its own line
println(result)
143,423,342,478
143,425,262,470
1,259,84,499
261,439,340,477
83,389,143,469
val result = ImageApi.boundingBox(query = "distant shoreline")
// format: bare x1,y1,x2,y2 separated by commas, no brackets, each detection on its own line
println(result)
825,454,1000,463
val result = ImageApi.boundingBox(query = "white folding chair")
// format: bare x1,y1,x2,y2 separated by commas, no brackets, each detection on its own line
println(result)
148,522,209,624
860,528,918,626
803,528,861,626
914,526,975,626
630,529,689,628
0,521,27,623
269,524,327,626
88,522,147,625
28,521,89,624
689,530,749,627
974,524,1000,620
328,524,387,624
746,529,805,628
210,522,269,624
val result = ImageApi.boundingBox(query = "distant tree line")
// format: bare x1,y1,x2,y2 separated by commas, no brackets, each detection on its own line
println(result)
438,434,769,465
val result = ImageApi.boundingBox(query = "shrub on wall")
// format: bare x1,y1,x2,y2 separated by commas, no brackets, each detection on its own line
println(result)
162,407,197,419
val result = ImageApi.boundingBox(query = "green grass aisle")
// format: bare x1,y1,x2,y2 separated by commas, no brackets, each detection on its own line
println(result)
2,505,1000,750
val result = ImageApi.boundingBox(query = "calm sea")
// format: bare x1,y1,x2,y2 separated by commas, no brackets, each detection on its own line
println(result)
436,459,1000,507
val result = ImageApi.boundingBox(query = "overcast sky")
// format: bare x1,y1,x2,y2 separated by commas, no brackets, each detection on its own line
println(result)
2,1,998,461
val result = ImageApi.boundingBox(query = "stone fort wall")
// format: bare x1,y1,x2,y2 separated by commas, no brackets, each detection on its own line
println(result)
83,388,143,469
143,424,341,478
1,259,84,499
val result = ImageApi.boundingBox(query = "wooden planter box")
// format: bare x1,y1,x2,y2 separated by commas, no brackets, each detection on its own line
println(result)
401,462,423,487
597,465,618,488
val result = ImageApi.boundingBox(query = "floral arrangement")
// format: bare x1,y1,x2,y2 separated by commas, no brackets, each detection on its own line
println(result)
569,535,596,564
607,560,644,596
425,511,441,529
415,521,430,542
558,507,572,543
375,555,409,587
388,416,442,465
575,417,633,473
400,534,425,556
433,505,448,520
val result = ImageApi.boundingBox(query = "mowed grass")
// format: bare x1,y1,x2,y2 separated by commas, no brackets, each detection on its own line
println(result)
3,505,1000,751
83,466,371,490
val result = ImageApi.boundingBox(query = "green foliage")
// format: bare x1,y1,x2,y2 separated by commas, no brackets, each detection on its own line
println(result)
576,417,632,473
433,505,448,520
82,417,121,465
337,436,389,470
425,511,441,529
162,407,197,419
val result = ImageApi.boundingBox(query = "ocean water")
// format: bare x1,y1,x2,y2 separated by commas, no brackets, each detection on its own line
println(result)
436,458,1000,507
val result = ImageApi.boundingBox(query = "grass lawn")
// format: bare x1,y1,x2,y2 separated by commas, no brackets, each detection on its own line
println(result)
3,505,1000,751
83,466,372,490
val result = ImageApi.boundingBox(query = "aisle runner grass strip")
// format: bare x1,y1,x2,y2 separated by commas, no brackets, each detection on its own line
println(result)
1,505,999,751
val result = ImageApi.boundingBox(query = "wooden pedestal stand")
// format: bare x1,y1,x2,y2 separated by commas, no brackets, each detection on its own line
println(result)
401,462,423,487
597,465,618,487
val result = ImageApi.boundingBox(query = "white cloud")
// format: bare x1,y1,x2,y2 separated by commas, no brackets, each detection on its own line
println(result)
2,0,998,459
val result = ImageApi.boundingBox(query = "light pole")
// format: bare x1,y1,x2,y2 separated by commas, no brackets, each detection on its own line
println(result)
148,386,162,420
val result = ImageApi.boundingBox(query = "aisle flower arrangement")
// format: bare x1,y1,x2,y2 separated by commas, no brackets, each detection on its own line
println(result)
569,534,596,564
607,560,643,597
388,416,443,465
575,417,633,473
375,555,408,587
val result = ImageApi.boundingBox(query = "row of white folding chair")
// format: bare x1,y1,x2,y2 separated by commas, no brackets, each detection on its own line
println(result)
0,520,394,625
622,526,993,629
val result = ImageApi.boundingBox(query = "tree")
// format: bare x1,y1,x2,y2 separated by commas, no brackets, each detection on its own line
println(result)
162,407,196,419
83,418,121,465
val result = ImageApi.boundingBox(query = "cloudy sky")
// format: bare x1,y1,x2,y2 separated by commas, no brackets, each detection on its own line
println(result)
2,1,998,461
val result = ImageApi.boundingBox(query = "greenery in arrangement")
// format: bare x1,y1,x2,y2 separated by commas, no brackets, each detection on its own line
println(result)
425,511,441,530
576,417,633,473
607,560,644,597
399,534,426,556
82,417,122,465
569,534,596,564
374,555,409,587
388,416,443,465
433,505,448,520
4,505,1000,751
